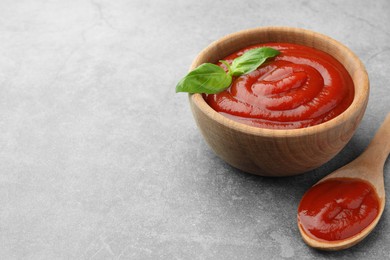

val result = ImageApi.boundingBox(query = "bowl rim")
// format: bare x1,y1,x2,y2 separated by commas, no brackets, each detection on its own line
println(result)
189,26,369,138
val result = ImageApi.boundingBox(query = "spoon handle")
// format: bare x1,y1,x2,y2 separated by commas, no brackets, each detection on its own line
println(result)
358,113,390,170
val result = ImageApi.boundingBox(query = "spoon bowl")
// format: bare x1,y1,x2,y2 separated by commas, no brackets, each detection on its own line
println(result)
298,113,390,250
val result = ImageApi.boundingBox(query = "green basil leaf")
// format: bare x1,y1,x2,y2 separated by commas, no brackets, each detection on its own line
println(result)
230,47,280,76
175,63,232,94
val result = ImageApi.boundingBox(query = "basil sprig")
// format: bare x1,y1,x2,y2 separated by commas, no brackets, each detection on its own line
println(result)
176,47,280,94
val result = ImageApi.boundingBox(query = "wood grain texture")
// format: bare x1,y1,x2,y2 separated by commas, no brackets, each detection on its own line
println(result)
189,27,369,176
297,113,390,250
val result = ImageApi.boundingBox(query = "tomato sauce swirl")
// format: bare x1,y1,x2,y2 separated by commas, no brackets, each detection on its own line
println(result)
203,43,354,129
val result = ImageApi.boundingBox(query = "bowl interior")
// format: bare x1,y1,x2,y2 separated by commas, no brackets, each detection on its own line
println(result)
190,27,369,137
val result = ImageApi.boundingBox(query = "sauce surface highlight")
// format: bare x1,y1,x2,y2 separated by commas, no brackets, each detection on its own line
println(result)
298,178,380,241
204,43,354,129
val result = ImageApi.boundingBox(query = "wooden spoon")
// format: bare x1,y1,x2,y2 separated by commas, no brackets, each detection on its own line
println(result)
298,113,390,250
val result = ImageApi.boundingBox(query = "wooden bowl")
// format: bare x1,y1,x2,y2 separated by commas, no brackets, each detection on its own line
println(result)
189,27,369,176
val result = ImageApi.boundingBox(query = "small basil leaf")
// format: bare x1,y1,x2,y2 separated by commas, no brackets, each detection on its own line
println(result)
175,63,232,94
230,47,280,76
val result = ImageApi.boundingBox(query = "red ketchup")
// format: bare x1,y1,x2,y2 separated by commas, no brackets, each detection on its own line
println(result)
204,43,354,129
297,178,380,241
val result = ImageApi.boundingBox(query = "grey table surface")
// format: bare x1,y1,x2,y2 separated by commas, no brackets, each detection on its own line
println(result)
1,0,389,259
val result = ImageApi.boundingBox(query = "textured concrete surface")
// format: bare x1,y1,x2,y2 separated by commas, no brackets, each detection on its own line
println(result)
0,0,389,259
